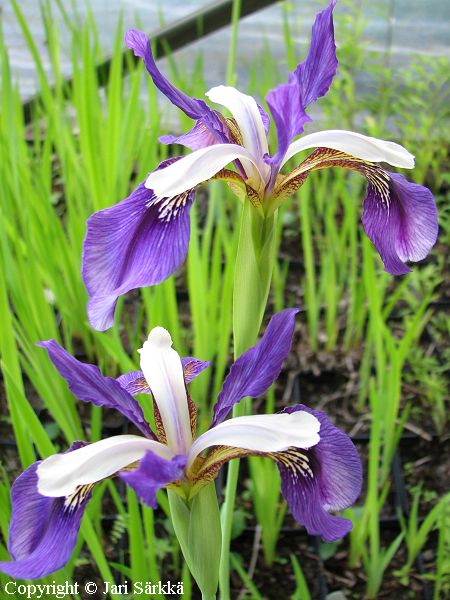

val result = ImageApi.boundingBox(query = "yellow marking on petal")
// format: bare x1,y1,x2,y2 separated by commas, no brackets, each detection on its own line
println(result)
64,483,95,512
269,448,314,479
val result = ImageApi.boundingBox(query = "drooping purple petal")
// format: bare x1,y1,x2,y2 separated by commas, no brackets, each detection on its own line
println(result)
278,404,362,542
362,172,438,275
125,29,228,143
82,179,194,331
120,451,186,508
38,340,153,438
0,442,90,579
211,308,299,427
266,0,337,174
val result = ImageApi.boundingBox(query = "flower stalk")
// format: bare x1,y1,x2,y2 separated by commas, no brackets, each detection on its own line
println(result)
220,198,277,599
168,482,221,600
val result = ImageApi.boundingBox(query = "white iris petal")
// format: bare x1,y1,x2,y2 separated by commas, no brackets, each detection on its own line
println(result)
145,144,264,197
281,129,415,169
206,85,270,182
187,411,320,469
139,327,192,454
37,435,174,497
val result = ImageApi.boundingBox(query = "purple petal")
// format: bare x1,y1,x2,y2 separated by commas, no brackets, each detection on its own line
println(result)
117,370,151,395
38,340,153,438
278,405,362,542
125,29,228,143
266,0,337,172
120,451,186,508
159,121,219,151
0,442,91,579
362,172,438,275
211,308,299,427
82,180,194,331
291,0,338,109
258,103,270,135
181,357,210,384
265,82,311,174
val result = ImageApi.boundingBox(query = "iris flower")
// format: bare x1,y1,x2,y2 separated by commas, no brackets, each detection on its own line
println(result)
83,0,438,331
0,309,361,579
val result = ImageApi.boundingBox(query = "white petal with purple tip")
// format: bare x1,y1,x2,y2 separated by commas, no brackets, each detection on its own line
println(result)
37,435,174,497
281,129,415,169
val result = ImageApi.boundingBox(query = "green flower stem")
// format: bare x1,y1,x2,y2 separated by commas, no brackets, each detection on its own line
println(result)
219,198,277,599
168,482,221,599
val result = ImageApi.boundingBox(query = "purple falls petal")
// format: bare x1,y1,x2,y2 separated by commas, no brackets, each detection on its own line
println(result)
266,0,337,173
120,451,186,508
125,29,228,143
211,308,299,427
82,179,194,331
278,404,362,542
362,172,438,275
38,340,153,438
0,442,91,579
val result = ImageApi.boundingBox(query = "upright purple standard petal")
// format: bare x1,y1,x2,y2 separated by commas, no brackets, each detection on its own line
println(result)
82,180,194,331
0,443,90,579
125,29,228,143
120,451,186,508
278,405,362,542
362,172,438,275
211,308,299,427
38,340,153,438
266,0,338,173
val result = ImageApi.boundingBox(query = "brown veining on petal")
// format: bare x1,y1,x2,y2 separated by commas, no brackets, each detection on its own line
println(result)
212,168,263,208
186,389,197,439
152,401,167,445
216,113,244,146
187,445,265,497
125,376,151,395
273,147,391,207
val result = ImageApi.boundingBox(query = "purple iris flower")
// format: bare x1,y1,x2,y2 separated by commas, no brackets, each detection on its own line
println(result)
82,0,438,331
0,309,361,579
